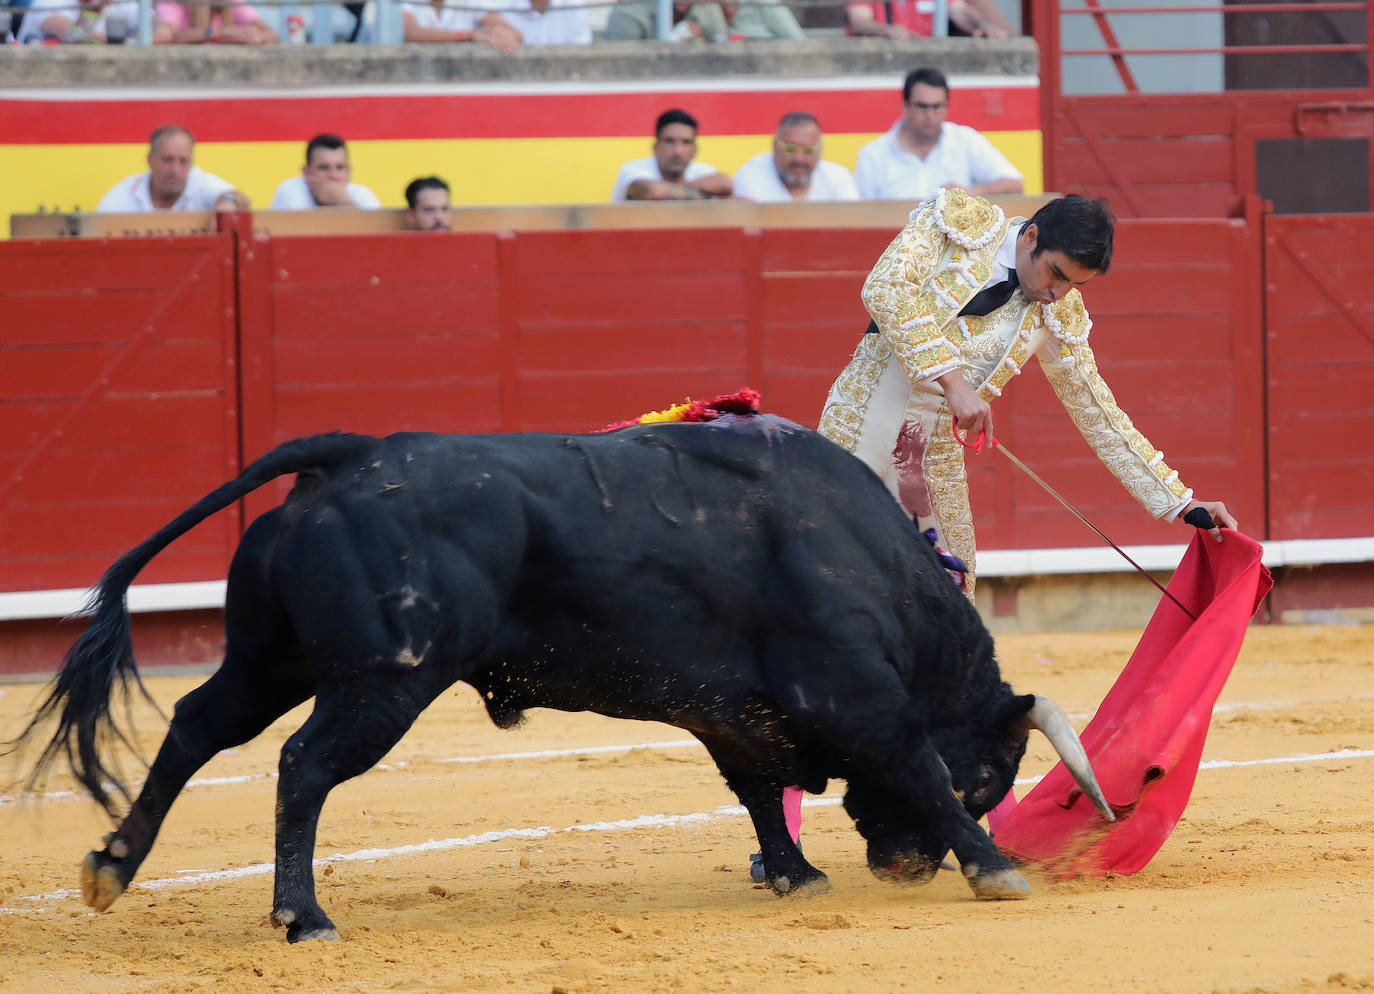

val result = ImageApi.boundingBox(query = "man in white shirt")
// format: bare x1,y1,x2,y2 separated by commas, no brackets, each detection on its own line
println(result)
500,0,591,44
611,108,733,202
97,124,249,213
401,0,587,49
733,111,860,203
853,67,1023,202
270,134,382,210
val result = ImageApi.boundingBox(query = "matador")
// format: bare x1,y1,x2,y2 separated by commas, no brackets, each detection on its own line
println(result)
817,187,1236,597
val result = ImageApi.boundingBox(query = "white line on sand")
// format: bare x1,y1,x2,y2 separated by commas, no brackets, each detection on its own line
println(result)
3,747,1370,915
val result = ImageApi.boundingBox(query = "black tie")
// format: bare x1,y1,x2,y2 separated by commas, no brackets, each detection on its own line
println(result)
959,269,1020,317
862,268,1020,336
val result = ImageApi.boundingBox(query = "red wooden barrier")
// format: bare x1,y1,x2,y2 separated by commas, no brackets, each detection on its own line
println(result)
1263,213,1374,541
2,211,1369,609
0,234,241,593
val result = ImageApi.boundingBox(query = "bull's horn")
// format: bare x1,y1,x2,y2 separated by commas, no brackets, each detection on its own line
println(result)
1025,695,1116,822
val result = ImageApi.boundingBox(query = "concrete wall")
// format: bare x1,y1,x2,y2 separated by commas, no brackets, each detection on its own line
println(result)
0,36,1037,87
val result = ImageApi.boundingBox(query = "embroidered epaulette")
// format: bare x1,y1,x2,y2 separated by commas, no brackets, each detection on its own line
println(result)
926,187,1006,252
1046,288,1092,345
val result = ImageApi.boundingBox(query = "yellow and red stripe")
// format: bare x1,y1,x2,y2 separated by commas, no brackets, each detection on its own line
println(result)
1,76,1040,229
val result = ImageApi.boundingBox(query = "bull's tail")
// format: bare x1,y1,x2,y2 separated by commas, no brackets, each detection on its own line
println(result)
3,431,379,820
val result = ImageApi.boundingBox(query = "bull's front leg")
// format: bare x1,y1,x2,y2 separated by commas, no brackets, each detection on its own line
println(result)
854,737,1028,900
911,747,1028,900
843,776,948,885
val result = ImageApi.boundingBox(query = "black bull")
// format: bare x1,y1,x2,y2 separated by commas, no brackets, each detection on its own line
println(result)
8,414,1111,942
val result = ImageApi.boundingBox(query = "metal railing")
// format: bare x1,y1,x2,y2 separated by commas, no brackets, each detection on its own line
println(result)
1058,0,1371,94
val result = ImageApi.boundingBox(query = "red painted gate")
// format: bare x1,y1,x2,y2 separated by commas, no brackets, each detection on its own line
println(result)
1033,0,1374,219
1262,213,1374,541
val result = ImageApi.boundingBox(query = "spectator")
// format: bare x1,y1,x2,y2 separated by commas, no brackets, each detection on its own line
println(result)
401,0,520,51
853,67,1023,201
701,0,804,39
405,176,453,231
270,134,382,210
15,0,137,43
153,0,278,43
846,0,1013,38
604,0,722,41
733,111,859,202
499,0,592,44
96,124,250,213
611,108,733,201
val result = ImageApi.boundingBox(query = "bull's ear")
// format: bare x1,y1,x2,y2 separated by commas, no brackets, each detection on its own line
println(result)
985,693,1035,771
994,693,1037,738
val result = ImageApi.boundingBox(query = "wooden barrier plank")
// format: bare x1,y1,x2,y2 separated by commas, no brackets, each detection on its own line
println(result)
515,323,748,373
269,283,501,334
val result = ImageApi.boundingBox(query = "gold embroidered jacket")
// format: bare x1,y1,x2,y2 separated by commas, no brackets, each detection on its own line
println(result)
828,188,1193,519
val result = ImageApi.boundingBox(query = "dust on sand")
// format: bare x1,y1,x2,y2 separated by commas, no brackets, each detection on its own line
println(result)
1,624,1371,994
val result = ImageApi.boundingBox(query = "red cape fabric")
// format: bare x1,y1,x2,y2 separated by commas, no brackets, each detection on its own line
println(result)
994,529,1273,878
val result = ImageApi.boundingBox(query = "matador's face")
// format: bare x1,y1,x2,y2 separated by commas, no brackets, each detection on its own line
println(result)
1014,223,1100,305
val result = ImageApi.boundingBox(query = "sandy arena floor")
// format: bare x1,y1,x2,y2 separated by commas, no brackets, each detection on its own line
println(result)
1,623,1371,994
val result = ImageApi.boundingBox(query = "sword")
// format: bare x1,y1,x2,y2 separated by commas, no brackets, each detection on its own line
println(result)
952,424,1201,622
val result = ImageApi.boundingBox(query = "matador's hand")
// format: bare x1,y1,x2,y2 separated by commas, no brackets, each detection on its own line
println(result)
1182,499,1237,542
938,371,993,439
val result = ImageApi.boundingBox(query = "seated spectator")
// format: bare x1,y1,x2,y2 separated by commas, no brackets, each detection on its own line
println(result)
405,176,453,231
846,0,1013,39
153,0,278,43
853,67,1023,200
604,0,718,41
704,0,803,39
271,134,382,210
97,124,250,212
611,108,733,201
733,111,859,202
500,0,592,44
401,0,520,51
15,0,137,43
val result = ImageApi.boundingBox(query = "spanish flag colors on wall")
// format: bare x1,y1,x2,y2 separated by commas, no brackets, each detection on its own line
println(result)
0,76,1040,230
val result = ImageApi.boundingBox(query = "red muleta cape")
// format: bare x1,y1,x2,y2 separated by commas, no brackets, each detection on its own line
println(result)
994,529,1273,878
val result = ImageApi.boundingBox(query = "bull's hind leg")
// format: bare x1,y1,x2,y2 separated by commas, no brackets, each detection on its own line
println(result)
270,675,439,942
82,656,314,912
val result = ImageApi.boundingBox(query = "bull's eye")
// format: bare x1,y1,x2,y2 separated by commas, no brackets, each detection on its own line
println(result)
975,767,995,792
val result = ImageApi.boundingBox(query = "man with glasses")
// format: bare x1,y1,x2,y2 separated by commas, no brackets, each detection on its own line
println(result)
853,67,1023,201
733,111,860,203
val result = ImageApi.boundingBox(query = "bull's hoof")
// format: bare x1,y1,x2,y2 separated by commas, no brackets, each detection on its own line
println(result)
966,866,1031,900
869,856,939,886
273,906,340,943
771,870,831,898
80,850,127,912
289,926,342,943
